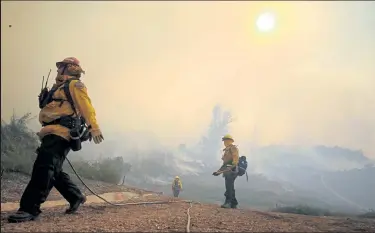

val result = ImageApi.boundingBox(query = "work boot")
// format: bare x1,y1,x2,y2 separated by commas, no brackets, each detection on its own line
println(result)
221,202,231,209
65,195,86,214
231,204,238,209
7,211,38,223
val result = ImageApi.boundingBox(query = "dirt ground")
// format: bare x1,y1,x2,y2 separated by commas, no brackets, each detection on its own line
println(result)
2,200,375,232
2,172,375,232
1,172,153,203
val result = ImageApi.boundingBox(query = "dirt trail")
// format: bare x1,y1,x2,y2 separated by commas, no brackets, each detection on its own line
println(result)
1,191,142,212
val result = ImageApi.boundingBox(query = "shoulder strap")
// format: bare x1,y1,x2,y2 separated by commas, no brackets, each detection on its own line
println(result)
228,145,238,156
63,78,80,115
41,86,59,108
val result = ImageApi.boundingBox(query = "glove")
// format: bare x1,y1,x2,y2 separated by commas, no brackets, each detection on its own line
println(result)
212,171,220,176
89,129,104,144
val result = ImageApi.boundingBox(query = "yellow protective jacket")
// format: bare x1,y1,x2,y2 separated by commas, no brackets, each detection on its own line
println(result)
38,77,100,141
172,179,183,190
221,144,239,166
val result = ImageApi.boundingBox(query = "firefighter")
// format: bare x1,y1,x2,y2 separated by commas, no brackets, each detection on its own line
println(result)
172,176,183,197
8,57,104,223
212,134,239,208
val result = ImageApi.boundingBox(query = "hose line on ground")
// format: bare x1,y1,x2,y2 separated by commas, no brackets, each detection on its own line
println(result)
66,158,193,232
186,201,193,233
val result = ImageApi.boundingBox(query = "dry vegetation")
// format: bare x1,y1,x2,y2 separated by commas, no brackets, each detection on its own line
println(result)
1,113,129,184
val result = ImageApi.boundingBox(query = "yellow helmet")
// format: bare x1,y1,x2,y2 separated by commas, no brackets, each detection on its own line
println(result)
175,176,180,179
222,134,234,142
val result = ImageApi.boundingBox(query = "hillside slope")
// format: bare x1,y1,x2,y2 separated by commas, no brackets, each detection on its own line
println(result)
1,172,374,232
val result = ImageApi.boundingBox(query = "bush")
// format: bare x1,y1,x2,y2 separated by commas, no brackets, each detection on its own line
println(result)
63,157,131,184
358,209,375,219
1,112,129,184
1,113,39,174
272,205,332,216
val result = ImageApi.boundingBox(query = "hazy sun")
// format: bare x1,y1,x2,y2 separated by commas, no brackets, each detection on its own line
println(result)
256,12,276,32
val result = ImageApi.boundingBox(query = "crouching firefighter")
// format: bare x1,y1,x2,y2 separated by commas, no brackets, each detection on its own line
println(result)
8,57,104,223
172,176,183,197
212,134,240,209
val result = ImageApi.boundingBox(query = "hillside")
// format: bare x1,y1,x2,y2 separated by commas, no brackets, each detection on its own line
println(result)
2,112,375,231
254,159,375,210
1,172,375,232
248,145,373,176
2,112,373,215
119,150,373,213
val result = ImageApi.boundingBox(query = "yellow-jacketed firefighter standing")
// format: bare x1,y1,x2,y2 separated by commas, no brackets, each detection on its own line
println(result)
212,134,239,208
172,176,183,197
8,57,104,223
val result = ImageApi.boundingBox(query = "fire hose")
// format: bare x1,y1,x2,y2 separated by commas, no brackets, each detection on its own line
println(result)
66,158,193,232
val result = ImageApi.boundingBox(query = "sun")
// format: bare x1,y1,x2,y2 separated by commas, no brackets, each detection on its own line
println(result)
256,12,276,33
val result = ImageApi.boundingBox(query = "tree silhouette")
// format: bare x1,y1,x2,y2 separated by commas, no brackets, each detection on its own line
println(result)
198,105,233,168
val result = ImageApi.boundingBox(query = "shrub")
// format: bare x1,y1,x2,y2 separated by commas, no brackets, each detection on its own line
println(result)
272,205,332,216
63,156,130,184
1,113,39,175
358,209,375,219
1,112,129,184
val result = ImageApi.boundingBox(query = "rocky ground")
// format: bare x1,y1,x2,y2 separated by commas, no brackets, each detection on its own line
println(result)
1,172,375,232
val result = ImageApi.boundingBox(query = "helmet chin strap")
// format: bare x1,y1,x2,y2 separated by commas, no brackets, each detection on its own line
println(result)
61,64,67,75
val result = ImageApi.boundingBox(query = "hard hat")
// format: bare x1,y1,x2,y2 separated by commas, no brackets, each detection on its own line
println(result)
56,57,81,68
222,134,234,141
175,176,180,179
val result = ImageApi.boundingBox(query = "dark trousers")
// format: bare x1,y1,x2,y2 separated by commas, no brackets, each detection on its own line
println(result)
224,172,238,206
173,189,180,197
19,134,83,215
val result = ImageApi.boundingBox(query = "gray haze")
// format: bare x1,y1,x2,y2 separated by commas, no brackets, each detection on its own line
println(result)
2,1,375,214
1,1,375,158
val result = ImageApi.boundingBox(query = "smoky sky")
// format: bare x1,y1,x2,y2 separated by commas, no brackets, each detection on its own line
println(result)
1,1,374,158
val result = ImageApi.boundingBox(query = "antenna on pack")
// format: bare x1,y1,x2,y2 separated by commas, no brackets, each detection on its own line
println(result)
38,68,52,109
41,76,45,91
40,69,51,91
44,69,51,89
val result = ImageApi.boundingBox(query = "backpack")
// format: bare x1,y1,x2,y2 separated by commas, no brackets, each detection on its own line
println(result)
227,145,249,181
39,78,90,150
238,156,248,181
40,78,79,113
